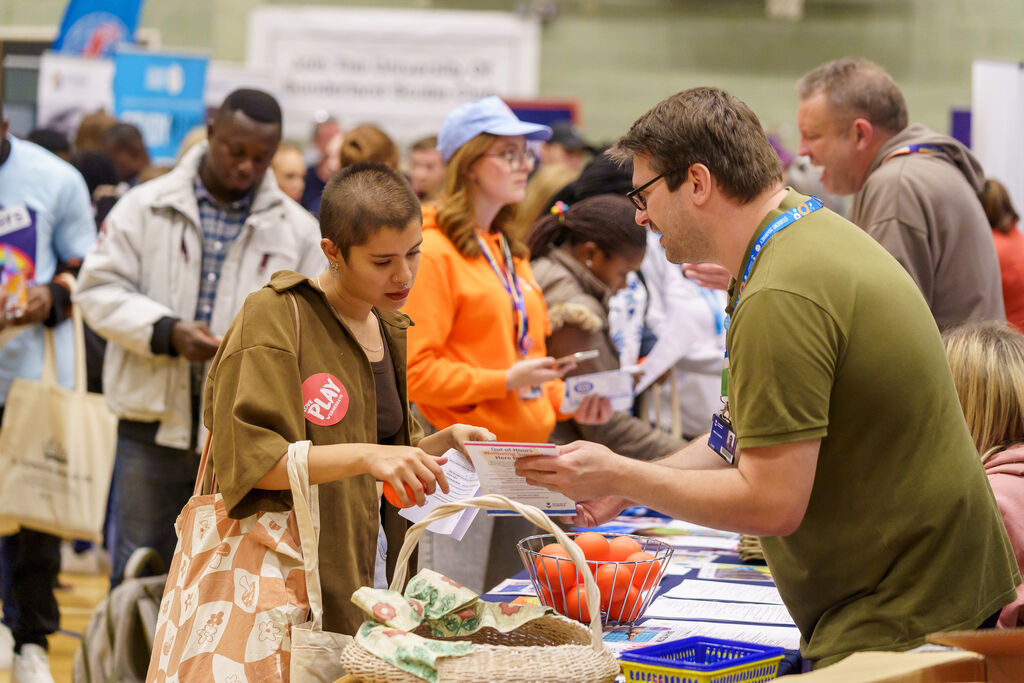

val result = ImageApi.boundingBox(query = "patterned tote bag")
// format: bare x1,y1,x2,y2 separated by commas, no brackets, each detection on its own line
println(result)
147,440,319,682
146,291,352,683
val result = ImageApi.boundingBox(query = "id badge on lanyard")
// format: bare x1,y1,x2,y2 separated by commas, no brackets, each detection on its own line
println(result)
476,232,541,400
712,195,824,464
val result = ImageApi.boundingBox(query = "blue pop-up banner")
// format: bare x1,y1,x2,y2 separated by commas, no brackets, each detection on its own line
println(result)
113,50,208,164
52,0,145,57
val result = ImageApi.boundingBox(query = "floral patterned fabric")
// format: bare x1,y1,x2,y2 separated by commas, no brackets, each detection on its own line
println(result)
146,494,311,682
350,568,553,682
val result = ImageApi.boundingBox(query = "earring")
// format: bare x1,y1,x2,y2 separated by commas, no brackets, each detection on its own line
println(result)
329,261,339,277
586,259,593,268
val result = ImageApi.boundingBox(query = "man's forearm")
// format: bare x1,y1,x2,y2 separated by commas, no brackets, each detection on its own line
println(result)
609,439,818,536
655,433,730,470
613,458,791,536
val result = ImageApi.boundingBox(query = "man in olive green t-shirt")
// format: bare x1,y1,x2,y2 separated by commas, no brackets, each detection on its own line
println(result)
516,87,1020,668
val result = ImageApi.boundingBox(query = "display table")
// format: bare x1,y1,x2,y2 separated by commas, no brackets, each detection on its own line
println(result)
479,512,804,674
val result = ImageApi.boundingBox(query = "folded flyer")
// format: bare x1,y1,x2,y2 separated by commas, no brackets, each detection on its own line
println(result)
560,369,635,413
398,448,482,540
463,441,577,515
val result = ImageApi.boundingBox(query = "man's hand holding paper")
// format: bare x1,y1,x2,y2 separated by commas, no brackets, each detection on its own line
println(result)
515,439,623,502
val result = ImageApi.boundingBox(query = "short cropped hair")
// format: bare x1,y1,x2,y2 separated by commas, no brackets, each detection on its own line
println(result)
27,128,71,156
102,122,145,150
216,88,282,127
797,58,908,134
411,135,438,152
320,162,421,258
609,87,782,204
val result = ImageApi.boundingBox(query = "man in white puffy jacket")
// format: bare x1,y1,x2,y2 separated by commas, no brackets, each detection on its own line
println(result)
75,89,324,586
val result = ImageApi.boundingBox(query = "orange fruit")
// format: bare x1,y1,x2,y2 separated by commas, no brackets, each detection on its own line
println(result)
564,586,591,622
539,584,567,613
534,546,579,593
627,551,661,590
595,563,634,609
608,536,643,562
538,542,569,556
607,585,643,622
574,532,610,563
382,481,418,508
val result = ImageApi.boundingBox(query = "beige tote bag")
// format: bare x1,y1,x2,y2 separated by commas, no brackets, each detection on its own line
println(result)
0,303,117,541
287,451,354,682
284,288,354,681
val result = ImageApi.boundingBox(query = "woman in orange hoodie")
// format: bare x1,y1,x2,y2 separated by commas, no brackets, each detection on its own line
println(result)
403,97,608,589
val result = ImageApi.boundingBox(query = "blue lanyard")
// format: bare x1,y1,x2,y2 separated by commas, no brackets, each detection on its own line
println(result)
734,195,824,307
721,196,823,398
475,232,531,357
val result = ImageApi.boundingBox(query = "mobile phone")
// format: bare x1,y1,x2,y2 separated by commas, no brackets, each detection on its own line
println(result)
553,349,600,367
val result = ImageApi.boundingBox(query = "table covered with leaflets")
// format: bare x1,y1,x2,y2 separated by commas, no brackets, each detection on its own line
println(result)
480,508,804,675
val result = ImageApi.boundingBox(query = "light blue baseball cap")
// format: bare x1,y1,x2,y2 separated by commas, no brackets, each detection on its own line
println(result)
437,96,552,162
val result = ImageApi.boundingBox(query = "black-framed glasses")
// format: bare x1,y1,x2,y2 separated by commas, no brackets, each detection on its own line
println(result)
483,148,537,171
626,169,680,211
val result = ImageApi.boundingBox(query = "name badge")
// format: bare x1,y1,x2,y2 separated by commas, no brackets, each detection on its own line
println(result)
708,410,737,465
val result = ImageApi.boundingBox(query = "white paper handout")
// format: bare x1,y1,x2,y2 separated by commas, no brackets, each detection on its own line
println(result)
487,578,537,597
560,369,635,412
642,597,795,625
398,449,481,540
640,619,802,651
663,579,784,605
463,441,576,515
601,624,697,654
652,534,738,551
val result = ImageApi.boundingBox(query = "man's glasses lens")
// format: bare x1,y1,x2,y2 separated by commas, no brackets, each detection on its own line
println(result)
627,169,684,211
627,172,666,211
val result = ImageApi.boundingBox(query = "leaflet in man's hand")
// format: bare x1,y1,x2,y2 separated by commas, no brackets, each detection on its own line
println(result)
560,369,635,412
398,449,481,540
463,441,577,515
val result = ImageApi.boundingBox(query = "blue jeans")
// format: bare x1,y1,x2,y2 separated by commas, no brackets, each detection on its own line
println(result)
108,424,198,587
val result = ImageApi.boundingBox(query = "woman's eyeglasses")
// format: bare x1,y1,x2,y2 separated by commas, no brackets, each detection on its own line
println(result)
484,148,537,171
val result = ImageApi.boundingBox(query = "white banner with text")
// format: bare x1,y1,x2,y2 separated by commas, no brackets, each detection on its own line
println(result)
247,6,540,146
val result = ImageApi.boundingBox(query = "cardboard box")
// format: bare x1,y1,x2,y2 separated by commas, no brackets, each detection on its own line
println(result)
789,651,985,682
792,628,1024,682
928,629,1024,683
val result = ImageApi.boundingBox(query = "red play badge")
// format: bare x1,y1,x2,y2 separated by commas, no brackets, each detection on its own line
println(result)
301,373,349,426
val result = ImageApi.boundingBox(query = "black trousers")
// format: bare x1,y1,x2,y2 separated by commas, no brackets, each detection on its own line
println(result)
0,405,62,650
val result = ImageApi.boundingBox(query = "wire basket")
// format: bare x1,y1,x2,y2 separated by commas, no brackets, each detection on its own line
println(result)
518,532,673,626
619,636,785,683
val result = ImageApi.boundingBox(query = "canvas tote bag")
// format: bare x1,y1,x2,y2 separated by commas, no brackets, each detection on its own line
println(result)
0,302,117,541
276,289,354,680
286,450,354,682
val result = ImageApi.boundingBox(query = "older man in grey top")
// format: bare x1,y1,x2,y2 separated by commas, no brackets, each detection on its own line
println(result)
796,57,1003,330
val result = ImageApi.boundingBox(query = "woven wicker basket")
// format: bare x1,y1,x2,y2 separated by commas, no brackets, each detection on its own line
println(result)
339,494,621,682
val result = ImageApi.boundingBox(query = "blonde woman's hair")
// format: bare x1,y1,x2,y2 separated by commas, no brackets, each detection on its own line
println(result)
435,133,527,258
944,321,1024,462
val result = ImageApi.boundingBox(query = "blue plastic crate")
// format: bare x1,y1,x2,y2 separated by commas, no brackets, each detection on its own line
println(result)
619,636,785,683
